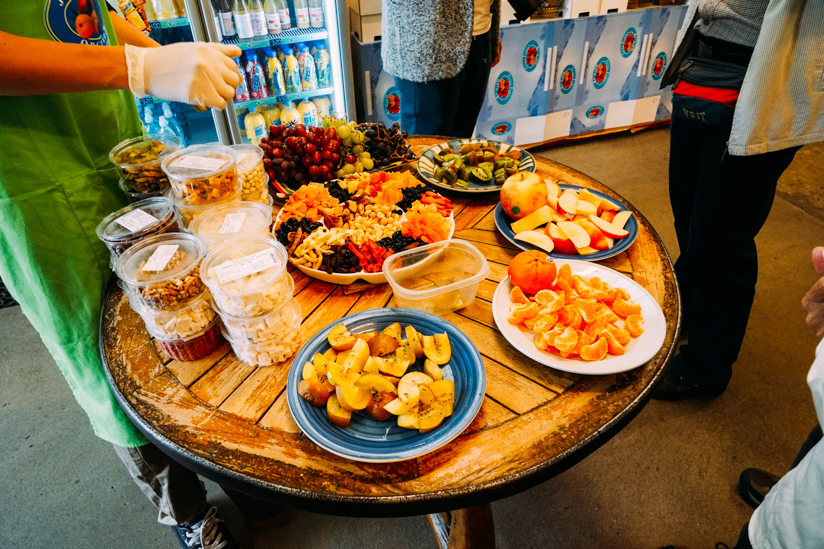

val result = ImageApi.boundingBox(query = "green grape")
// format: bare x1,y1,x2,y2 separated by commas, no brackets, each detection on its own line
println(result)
351,131,364,145
354,161,364,172
342,164,355,175
361,152,371,159
335,169,346,178
361,157,374,170
352,145,364,155
342,136,353,147
337,125,351,140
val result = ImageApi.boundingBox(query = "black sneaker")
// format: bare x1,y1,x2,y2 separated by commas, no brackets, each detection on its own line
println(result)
652,366,725,401
172,506,241,549
738,468,780,508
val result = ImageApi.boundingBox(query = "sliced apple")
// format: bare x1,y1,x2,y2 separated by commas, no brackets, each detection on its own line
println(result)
385,391,420,415
336,384,371,411
397,406,421,429
573,219,609,250
322,348,337,362
422,333,451,365
557,191,578,216
545,179,561,199
578,188,602,208
576,246,600,255
405,326,424,358
398,372,434,403
589,214,629,238
362,356,381,375
326,395,352,428
600,210,617,223
335,348,351,365
605,236,614,248
547,194,559,209
510,205,552,234
515,230,555,254
546,223,578,255
328,323,356,351
599,197,621,212
355,373,397,395
557,221,590,249
551,208,569,223
575,200,598,217
418,384,435,409
611,210,633,229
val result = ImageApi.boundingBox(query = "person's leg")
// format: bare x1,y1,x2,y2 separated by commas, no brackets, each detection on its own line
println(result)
219,485,289,530
790,424,823,469
449,32,493,138
394,76,461,136
733,522,753,549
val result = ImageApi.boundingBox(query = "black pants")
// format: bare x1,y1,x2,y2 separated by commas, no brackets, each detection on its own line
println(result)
668,115,800,389
394,31,492,138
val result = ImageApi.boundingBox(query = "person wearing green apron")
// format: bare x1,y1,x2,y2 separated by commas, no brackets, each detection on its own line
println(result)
0,4,271,548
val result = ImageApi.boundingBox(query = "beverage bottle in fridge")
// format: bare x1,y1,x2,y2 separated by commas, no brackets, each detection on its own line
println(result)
172,0,187,17
262,47,287,96
276,0,291,29
156,0,177,19
209,0,223,41
299,45,318,90
233,57,251,101
249,0,268,37
312,95,331,118
258,104,281,128
293,0,310,29
217,0,236,37
170,102,191,136
297,99,318,127
143,0,157,21
263,0,281,34
233,0,254,40
161,103,189,146
275,45,285,61
313,43,330,87
120,0,150,32
280,101,302,125
143,107,162,134
158,116,181,141
244,109,268,144
282,47,302,93
245,50,269,99
295,43,307,71
308,0,323,28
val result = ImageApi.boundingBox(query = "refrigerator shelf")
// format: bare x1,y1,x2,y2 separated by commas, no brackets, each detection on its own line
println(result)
222,27,329,51
234,87,335,110
149,17,190,30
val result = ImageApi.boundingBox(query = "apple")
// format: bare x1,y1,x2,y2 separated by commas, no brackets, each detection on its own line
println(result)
578,189,602,208
611,210,633,229
515,230,555,253
576,246,600,255
573,219,610,250
557,191,578,216
546,223,577,255
576,200,598,217
589,214,629,238
500,172,546,220
600,210,617,223
510,205,552,233
551,208,568,223
545,179,561,200
547,195,559,209
557,221,591,249
599,197,621,212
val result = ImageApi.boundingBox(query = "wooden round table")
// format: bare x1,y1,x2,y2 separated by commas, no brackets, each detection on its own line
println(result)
101,137,680,545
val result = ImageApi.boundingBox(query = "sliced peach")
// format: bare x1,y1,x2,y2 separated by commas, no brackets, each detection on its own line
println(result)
428,379,455,417
375,356,409,378
328,323,356,351
397,406,421,429
336,384,372,411
298,378,331,407
367,334,399,357
405,326,425,358
355,373,397,394
422,333,451,365
365,390,398,421
381,322,403,343
384,390,420,415
398,372,434,403
418,405,445,434
322,347,338,362
326,395,352,428
354,330,378,343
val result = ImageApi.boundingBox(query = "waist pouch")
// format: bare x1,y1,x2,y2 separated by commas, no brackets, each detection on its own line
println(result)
671,57,747,127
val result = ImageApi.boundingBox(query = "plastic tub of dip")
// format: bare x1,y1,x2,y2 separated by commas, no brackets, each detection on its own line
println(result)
96,197,180,260
230,144,267,203
154,315,226,362
173,185,242,231
115,232,207,312
161,144,239,206
129,289,216,341
110,134,181,193
189,201,274,252
221,319,300,367
118,178,170,203
215,293,300,344
200,237,292,317
382,239,490,316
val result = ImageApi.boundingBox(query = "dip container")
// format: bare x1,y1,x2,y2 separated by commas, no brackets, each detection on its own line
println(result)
161,144,239,205
189,201,274,251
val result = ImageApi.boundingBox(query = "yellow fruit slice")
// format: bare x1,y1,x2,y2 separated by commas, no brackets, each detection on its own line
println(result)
398,372,434,403
423,359,444,381
374,356,409,378
341,338,370,374
384,390,420,415
418,405,445,433
381,322,403,343
312,353,330,376
335,349,351,365
405,326,424,358
362,356,381,375
429,379,455,416
397,406,421,429
326,395,352,428
336,384,371,411
322,348,338,362
354,374,397,394
422,333,451,365
328,323,356,351
418,384,435,409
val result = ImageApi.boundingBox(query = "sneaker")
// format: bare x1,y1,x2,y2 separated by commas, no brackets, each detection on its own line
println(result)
172,506,241,549
738,468,780,508
652,366,726,401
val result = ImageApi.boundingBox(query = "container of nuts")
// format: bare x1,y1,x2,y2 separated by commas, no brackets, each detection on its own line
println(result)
154,315,226,362
118,179,169,203
172,185,242,231
110,134,182,193
129,288,217,341
161,144,239,206
230,144,268,203
96,197,180,261
115,232,207,312
189,201,274,252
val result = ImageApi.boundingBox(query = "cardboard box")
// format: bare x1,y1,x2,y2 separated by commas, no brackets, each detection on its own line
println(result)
562,0,600,18
347,0,381,16
599,0,628,14
350,9,382,43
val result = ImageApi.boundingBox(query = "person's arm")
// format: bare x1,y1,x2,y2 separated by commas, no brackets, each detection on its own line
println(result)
109,10,160,48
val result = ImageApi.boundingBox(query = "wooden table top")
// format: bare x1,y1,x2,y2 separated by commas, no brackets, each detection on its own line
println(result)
101,137,680,518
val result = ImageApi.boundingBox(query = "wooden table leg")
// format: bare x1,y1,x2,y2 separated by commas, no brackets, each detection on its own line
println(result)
428,505,496,549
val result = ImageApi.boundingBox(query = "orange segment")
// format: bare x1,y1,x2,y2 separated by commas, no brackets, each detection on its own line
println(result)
509,302,542,324
613,298,642,318
573,330,593,355
510,286,530,304
602,330,626,356
543,324,566,347
584,319,610,339
532,313,559,334
535,290,564,312
593,309,620,324
573,299,600,323
557,263,573,283
605,287,631,303
605,323,631,345
625,314,645,337
553,327,579,353
579,335,609,361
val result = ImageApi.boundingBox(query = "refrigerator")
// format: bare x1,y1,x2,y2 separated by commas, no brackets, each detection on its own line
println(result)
133,0,356,146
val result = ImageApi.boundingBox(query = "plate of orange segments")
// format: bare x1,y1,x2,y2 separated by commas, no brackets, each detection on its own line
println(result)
491,259,666,375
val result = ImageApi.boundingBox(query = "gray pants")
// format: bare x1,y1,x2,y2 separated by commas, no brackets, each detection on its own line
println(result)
114,442,284,526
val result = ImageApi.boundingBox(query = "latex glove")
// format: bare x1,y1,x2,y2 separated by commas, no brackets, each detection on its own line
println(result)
125,42,243,110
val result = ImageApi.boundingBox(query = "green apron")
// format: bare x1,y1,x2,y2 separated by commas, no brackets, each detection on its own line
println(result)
0,1,149,446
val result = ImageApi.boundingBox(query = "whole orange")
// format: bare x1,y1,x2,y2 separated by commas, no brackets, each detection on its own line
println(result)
508,250,557,294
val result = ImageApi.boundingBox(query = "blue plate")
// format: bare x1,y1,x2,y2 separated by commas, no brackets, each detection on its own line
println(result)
494,184,638,261
286,308,486,463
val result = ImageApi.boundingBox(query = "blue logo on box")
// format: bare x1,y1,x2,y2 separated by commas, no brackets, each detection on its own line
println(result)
523,40,540,72
491,121,512,135
651,52,667,80
586,106,605,119
495,72,514,105
384,87,401,121
560,65,575,95
621,28,637,58
592,57,610,89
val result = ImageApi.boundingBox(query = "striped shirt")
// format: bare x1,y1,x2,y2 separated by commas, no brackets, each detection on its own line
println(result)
695,0,769,48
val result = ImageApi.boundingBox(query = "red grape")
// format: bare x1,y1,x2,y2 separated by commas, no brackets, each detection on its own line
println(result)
331,153,340,162
295,124,305,132
322,160,335,170
302,155,313,167
313,151,322,164
269,125,280,135
321,150,332,160
272,148,284,158
294,145,303,156
260,137,269,144
313,126,324,136
266,169,276,180
297,127,307,138
327,140,340,152
325,127,337,139
308,165,320,177
304,143,316,155
263,158,272,168
285,136,297,148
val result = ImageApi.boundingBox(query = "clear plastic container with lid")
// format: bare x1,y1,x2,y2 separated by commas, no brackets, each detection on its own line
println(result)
221,318,300,366
118,179,170,203
200,237,292,317
382,239,490,316
110,134,181,194
215,288,299,343
129,289,216,341
230,144,267,203
171,186,242,231
161,144,239,206
189,201,274,251
154,315,226,362
96,197,181,259
115,232,207,312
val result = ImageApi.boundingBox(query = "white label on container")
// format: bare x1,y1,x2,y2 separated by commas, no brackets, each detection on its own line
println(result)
295,7,309,24
171,155,226,171
219,212,247,234
215,249,279,284
309,7,323,22
115,208,159,232
236,153,249,165
142,244,179,272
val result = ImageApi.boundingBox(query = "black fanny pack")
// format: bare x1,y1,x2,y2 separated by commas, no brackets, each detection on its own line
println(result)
671,57,748,127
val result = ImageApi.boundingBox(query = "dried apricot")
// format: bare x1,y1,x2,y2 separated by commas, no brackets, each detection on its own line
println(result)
625,314,645,337
605,323,631,345
510,286,530,304
613,298,642,318
579,336,608,361
553,327,579,353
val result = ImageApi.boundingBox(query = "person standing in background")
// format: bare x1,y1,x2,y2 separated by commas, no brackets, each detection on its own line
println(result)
382,0,502,138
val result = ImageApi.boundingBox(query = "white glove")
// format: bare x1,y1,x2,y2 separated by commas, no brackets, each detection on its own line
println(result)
125,42,243,110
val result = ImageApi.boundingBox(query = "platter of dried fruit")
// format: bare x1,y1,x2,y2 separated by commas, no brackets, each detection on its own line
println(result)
492,254,666,375
273,171,455,285
286,308,485,463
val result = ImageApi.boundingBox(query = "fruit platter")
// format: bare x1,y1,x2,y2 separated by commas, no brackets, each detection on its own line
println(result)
495,173,638,261
287,308,485,463
273,171,456,285
416,138,536,193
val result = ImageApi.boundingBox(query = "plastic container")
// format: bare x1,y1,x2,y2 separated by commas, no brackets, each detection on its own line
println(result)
115,232,207,312
382,239,490,316
221,318,300,366
216,294,300,343
201,237,292,317
189,201,274,251
118,178,169,203
110,134,181,193
155,315,226,361
131,289,216,340
161,144,239,206
96,197,180,259
231,144,267,202
172,185,242,231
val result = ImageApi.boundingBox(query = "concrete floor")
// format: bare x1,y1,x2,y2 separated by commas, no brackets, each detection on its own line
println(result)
2,127,824,549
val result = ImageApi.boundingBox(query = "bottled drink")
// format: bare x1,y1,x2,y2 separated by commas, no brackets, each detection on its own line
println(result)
233,0,254,40
262,47,287,96
157,0,177,19
217,0,236,37
293,0,310,29
263,0,281,34
161,103,189,146
309,41,318,55
312,95,331,118
295,43,307,71
249,0,268,37
308,0,323,28
258,104,281,128
313,43,330,88
299,45,318,90
172,0,187,17
276,0,291,29
245,50,269,99
143,107,162,134
280,101,302,125
233,57,251,102
297,99,318,127
281,47,302,94
244,109,268,144
158,116,180,140
210,0,223,41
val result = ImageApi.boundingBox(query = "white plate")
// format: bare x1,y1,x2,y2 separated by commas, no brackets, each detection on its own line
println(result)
491,260,666,375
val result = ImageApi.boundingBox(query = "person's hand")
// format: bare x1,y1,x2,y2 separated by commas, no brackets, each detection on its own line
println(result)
492,38,502,67
802,247,824,339
125,42,242,110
